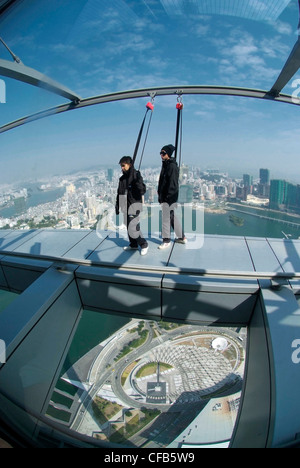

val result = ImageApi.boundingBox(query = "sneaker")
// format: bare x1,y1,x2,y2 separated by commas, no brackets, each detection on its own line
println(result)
175,237,187,244
123,245,138,251
158,242,171,250
141,246,149,256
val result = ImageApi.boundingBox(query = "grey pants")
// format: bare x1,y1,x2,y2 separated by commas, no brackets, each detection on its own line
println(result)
161,203,184,242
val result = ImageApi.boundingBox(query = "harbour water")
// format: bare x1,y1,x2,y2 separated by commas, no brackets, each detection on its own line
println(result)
204,208,300,239
1,183,300,239
0,184,65,219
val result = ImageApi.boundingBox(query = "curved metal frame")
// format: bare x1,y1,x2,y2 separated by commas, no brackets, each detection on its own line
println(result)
0,58,81,102
0,84,299,134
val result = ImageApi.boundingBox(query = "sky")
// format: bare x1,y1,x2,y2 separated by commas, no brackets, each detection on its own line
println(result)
1,0,300,184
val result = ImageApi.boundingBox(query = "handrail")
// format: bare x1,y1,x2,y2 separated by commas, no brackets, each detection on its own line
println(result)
0,247,299,281
0,85,299,134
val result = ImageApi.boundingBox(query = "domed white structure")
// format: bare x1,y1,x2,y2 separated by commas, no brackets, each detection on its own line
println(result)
212,337,228,352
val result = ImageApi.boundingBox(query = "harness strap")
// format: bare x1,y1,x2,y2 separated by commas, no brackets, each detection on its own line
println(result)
132,101,154,167
174,99,183,167
298,0,300,35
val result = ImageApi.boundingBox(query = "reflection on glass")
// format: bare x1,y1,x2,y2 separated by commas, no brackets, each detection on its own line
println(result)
0,289,19,315
46,310,247,448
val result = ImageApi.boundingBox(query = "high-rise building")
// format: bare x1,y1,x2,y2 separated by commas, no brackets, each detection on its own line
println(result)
283,182,300,213
270,180,300,213
243,174,253,187
179,164,189,184
107,168,114,182
243,174,253,200
269,180,286,210
258,169,270,198
178,184,193,203
260,168,270,185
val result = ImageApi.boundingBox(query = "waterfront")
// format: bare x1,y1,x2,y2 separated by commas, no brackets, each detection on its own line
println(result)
2,194,300,240
0,183,65,219
204,208,300,239
1,165,300,239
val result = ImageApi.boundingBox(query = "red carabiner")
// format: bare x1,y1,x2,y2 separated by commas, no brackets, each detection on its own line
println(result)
146,101,154,111
176,102,183,110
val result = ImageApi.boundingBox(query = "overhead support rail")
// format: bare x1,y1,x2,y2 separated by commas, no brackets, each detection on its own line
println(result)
0,58,82,103
0,0,19,16
267,0,300,97
0,85,299,134
0,36,81,102
268,38,300,97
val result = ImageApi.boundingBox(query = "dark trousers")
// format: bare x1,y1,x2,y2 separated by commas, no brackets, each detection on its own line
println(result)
126,213,148,248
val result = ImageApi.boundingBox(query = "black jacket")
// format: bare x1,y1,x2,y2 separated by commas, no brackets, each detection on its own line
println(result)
116,166,146,215
158,158,179,205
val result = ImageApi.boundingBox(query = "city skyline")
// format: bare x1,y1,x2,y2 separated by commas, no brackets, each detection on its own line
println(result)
0,160,298,190
1,162,300,235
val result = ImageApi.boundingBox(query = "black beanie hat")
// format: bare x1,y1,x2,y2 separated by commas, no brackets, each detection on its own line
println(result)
161,144,175,157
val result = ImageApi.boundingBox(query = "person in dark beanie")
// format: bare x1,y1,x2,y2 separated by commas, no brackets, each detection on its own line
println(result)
157,145,187,249
116,156,148,255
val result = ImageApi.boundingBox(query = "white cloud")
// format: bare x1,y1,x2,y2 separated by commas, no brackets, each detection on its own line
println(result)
212,30,283,88
270,20,293,36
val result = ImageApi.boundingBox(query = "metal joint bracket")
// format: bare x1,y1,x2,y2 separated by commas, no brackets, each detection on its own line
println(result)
270,279,286,291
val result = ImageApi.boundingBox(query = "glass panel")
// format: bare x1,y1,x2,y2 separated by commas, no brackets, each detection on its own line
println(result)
0,0,297,120
0,0,299,450
0,1,300,238
0,289,18,315
45,309,247,448
2,111,300,240
0,289,19,366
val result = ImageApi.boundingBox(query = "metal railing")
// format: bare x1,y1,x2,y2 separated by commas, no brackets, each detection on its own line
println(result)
0,247,299,281
0,85,299,134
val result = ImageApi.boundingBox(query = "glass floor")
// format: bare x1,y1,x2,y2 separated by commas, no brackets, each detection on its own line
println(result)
45,309,247,448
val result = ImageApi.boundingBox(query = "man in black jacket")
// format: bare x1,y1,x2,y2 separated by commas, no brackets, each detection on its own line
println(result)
157,144,186,249
116,156,148,255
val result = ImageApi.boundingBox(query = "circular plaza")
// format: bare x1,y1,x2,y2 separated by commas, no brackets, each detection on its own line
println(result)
122,329,245,407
